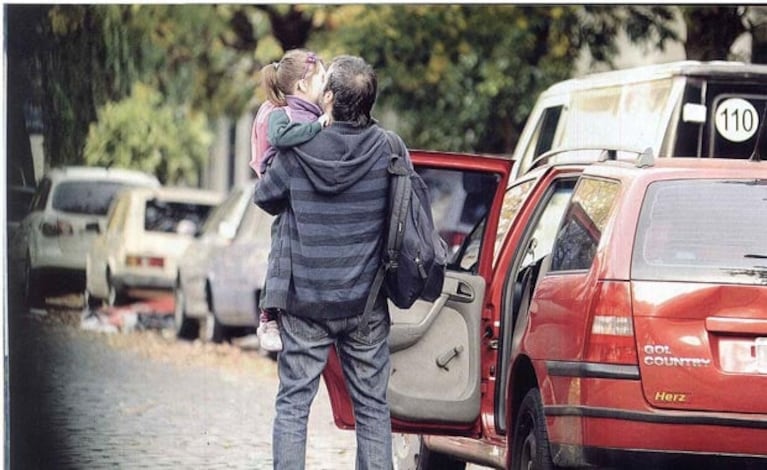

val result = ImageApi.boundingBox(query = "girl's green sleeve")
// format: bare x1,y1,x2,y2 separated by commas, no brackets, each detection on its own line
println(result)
267,109,322,149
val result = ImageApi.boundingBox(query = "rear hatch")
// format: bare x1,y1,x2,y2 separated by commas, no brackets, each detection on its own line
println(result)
51,180,133,259
631,177,767,413
133,198,217,276
51,179,155,263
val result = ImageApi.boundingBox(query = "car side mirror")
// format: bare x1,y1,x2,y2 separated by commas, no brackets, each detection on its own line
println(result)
85,222,101,234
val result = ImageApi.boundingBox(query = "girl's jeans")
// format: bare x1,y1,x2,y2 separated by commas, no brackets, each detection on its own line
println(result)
272,305,392,470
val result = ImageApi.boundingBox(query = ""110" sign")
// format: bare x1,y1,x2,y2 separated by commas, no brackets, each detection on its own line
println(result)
715,98,759,143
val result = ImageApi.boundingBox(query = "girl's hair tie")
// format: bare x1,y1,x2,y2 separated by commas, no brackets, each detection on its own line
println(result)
302,53,318,79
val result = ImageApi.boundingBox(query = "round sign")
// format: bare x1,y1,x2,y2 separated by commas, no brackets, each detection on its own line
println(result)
715,98,759,143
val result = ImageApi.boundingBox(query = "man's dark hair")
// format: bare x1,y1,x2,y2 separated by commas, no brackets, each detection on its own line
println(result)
324,55,377,128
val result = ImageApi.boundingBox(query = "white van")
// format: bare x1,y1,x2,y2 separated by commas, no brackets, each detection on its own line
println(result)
511,60,767,178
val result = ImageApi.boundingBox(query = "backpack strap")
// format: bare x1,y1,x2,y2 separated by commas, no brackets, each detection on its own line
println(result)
358,130,406,336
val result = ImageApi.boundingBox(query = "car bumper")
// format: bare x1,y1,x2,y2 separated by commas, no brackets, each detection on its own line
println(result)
33,251,87,272
208,283,259,327
112,273,174,292
542,362,767,467
25,267,86,293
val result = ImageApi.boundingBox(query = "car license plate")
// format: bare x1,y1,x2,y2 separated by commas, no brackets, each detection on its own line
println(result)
757,338,767,374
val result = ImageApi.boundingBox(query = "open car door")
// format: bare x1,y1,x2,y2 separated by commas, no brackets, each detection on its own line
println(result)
323,150,513,435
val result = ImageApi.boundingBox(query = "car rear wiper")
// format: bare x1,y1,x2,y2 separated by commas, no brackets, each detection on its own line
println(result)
744,254,767,259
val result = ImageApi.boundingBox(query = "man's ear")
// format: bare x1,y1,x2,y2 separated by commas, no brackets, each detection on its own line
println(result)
323,90,334,107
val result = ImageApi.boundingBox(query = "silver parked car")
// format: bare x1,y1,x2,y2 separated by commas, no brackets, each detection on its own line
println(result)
10,166,160,308
173,183,254,340
205,199,274,343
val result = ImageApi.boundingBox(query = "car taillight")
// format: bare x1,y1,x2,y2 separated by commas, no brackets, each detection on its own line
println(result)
585,281,638,365
126,255,165,268
40,220,74,237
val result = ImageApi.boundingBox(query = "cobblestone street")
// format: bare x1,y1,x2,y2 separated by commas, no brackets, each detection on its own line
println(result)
9,298,357,469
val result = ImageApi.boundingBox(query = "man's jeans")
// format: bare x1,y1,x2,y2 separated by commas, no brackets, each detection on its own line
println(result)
273,305,392,470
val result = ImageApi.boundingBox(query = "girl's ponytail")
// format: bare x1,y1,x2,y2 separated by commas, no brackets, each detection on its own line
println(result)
261,62,287,107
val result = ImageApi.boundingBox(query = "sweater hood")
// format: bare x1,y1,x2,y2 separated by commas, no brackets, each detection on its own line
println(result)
292,122,387,195
285,95,323,120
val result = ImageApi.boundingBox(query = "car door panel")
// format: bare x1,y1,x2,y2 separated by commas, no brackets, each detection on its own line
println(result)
322,151,512,435
388,271,485,424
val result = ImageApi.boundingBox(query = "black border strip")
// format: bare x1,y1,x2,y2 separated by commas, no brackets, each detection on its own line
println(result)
546,360,640,380
546,405,767,429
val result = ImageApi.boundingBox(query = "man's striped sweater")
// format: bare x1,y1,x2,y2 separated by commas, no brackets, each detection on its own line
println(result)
254,122,396,320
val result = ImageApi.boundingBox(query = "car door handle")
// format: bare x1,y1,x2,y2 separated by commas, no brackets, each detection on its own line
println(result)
449,280,475,302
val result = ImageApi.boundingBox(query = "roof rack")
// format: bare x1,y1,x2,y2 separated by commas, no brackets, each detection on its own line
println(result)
528,145,655,172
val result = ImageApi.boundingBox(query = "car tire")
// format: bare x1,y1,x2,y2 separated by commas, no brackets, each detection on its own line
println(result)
392,434,465,470
511,388,555,470
203,311,226,344
106,272,124,307
174,284,200,340
83,289,101,311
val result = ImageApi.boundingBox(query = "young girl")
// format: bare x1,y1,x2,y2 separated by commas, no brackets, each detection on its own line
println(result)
251,49,327,352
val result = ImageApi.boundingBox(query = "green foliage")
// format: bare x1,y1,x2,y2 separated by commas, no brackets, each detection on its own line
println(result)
83,83,212,185
20,3,738,171
311,5,584,153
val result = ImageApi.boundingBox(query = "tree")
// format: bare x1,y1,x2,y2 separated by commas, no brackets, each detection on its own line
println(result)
83,83,211,185
679,6,746,61
9,4,764,175
15,4,323,171
310,5,678,154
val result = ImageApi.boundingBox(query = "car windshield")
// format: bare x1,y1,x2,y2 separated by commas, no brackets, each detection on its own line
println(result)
144,199,214,235
51,180,132,216
199,188,246,236
632,179,767,285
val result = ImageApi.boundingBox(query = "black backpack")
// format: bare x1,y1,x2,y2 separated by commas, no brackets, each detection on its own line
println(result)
359,131,448,333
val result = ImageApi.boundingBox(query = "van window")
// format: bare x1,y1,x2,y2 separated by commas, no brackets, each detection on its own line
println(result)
550,177,620,271
520,106,564,173
559,79,673,152
632,179,767,285
709,94,767,158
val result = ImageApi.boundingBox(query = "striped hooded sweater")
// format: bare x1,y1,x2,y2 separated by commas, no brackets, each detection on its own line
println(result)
253,122,394,319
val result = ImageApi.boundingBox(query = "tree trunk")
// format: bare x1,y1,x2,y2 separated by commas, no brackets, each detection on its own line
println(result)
682,6,746,60
6,6,45,184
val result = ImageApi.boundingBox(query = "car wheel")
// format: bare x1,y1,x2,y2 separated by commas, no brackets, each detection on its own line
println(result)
392,434,465,470
174,284,200,340
203,311,226,344
511,388,555,470
83,289,101,311
106,271,124,307
23,256,44,310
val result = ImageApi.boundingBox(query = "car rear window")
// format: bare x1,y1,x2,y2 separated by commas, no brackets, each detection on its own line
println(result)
144,199,214,235
632,179,767,285
52,180,132,215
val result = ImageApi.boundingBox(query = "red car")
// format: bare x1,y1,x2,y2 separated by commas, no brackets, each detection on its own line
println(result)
322,149,767,469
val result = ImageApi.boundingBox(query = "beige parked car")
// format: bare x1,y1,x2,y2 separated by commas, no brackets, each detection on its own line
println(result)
85,186,223,307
